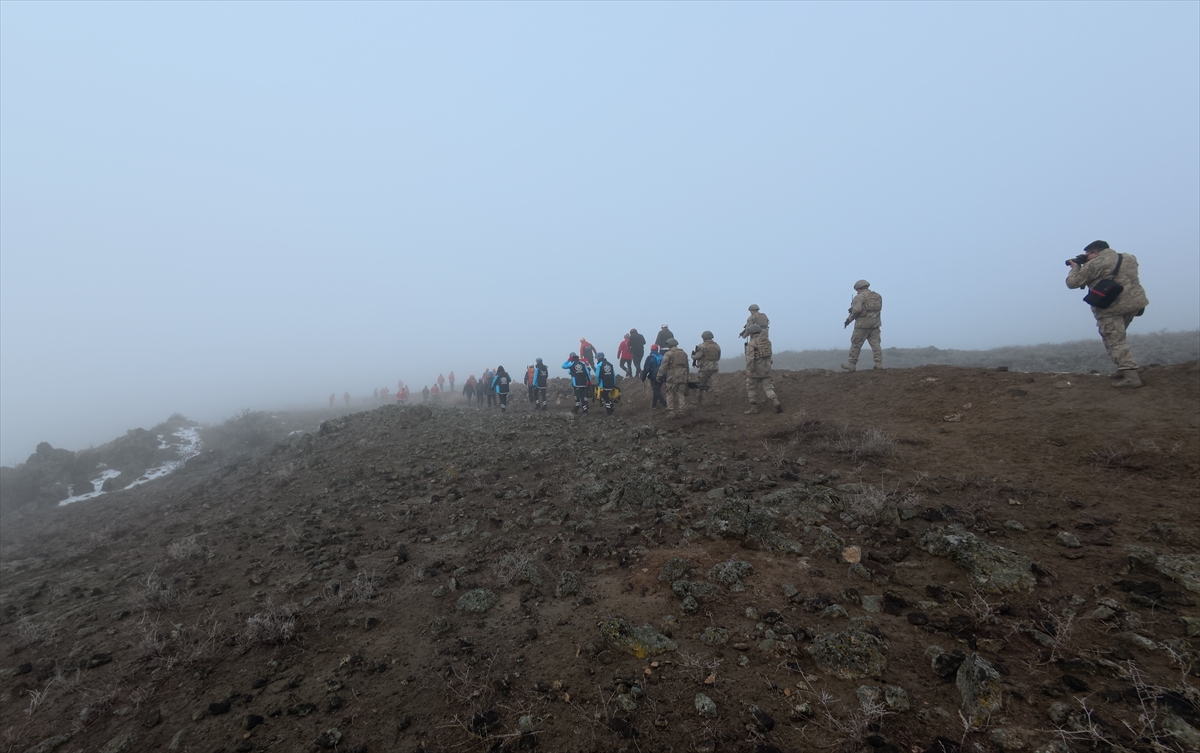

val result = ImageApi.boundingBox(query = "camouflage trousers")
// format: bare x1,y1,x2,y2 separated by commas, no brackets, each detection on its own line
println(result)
848,327,882,365
663,382,687,412
1098,313,1138,370
696,368,718,390
746,376,777,404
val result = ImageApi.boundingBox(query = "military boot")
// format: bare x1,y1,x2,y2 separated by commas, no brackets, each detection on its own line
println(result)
873,362,883,370
1113,370,1143,388
744,403,759,414
772,398,782,413
841,363,856,372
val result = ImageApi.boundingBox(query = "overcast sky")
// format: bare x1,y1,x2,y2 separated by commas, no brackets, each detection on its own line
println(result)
2,2,1197,465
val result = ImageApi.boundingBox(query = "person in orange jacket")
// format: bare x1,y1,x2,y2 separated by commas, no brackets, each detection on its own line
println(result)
464,374,478,406
448,372,456,392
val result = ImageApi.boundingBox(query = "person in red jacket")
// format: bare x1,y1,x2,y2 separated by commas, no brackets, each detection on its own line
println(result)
431,383,441,402
617,334,634,378
579,338,598,367
437,374,446,393
448,372,456,392
464,374,478,406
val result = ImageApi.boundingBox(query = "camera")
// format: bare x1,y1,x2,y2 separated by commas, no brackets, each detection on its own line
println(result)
1065,254,1088,267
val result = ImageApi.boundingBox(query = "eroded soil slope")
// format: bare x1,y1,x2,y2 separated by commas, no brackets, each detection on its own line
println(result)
2,363,1198,753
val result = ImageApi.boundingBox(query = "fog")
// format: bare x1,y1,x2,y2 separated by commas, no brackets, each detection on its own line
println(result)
2,3,1198,466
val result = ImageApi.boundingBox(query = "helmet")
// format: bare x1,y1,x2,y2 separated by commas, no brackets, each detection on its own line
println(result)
747,324,762,334
701,330,713,340
597,352,605,360
748,304,759,311
535,358,543,364
854,279,870,290
650,344,659,351
666,338,678,347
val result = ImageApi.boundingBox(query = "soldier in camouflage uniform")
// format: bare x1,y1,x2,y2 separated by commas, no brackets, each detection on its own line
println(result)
740,304,769,339
841,280,883,372
691,331,721,405
657,338,690,417
744,324,781,414
1066,240,1150,388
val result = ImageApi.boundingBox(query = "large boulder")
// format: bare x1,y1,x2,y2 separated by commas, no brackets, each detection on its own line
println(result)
808,617,887,679
957,653,1003,728
918,526,1038,593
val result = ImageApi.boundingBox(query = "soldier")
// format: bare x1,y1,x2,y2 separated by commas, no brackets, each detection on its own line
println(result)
594,352,619,415
691,331,721,404
1066,240,1150,387
657,338,690,417
740,304,769,339
841,280,883,372
744,324,782,414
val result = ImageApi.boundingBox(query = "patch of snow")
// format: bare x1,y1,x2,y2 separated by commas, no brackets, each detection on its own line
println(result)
59,426,203,506
59,469,123,506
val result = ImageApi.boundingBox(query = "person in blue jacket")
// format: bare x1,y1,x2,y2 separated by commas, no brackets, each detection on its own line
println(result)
531,358,549,411
641,343,666,410
594,352,619,416
562,353,593,414
491,366,513,413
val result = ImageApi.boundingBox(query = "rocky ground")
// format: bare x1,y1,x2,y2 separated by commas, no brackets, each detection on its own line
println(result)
1,363,1198,753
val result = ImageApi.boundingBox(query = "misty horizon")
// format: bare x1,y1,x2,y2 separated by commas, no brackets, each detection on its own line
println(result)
3,4,1197,467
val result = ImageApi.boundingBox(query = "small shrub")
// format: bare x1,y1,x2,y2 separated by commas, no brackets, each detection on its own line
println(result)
820,426,898,462
167,535,210,563
130,570,181,613
243,602,299,646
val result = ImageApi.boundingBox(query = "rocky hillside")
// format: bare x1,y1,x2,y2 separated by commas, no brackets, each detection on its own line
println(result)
1,363,1198,753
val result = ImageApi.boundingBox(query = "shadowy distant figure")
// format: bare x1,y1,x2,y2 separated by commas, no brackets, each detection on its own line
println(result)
481,368,496,407
329,393,336,409
464,374,478,406
421,385,430,401
431,383,441,402
398,386,409,403
380,386,390,402
492,366,512,413
437,374,446,393
374,387,379,401
343,391,350,408
628,328,647,377
448,372,456,392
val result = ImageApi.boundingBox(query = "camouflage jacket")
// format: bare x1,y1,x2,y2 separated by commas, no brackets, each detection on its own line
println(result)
659,347,690,384
744,334,773,378
1066,248,1149,319
742,311,769,336
848,290,882,329
692,340,721,370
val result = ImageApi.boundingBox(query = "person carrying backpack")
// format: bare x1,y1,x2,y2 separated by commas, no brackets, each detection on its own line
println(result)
531,358,549,411
594,352,619,416
491,366,513,413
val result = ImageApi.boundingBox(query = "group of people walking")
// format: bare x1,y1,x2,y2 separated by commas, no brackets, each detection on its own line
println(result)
334,244,1151,416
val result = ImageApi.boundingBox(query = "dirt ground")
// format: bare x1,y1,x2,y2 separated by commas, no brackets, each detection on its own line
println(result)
2,362,1198,753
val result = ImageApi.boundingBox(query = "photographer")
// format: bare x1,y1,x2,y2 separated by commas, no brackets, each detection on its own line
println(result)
1066,240,1149,388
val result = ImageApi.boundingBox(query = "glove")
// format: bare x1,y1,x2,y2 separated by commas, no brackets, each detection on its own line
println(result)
844,319,852,328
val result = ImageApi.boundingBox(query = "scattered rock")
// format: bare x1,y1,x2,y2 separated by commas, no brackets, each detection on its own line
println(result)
600,617,678,658
695,693,718,718
314,728,342,748
706,560,754,591
808,617,887,679
659,557,693,582
99,733,135,753
918,526,1038,593
20,735,72,753
700,627,730,646
455,589,499,613
208,700,231,715
1055,532,1081,548
555,571,579,598
957,653,1002,728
